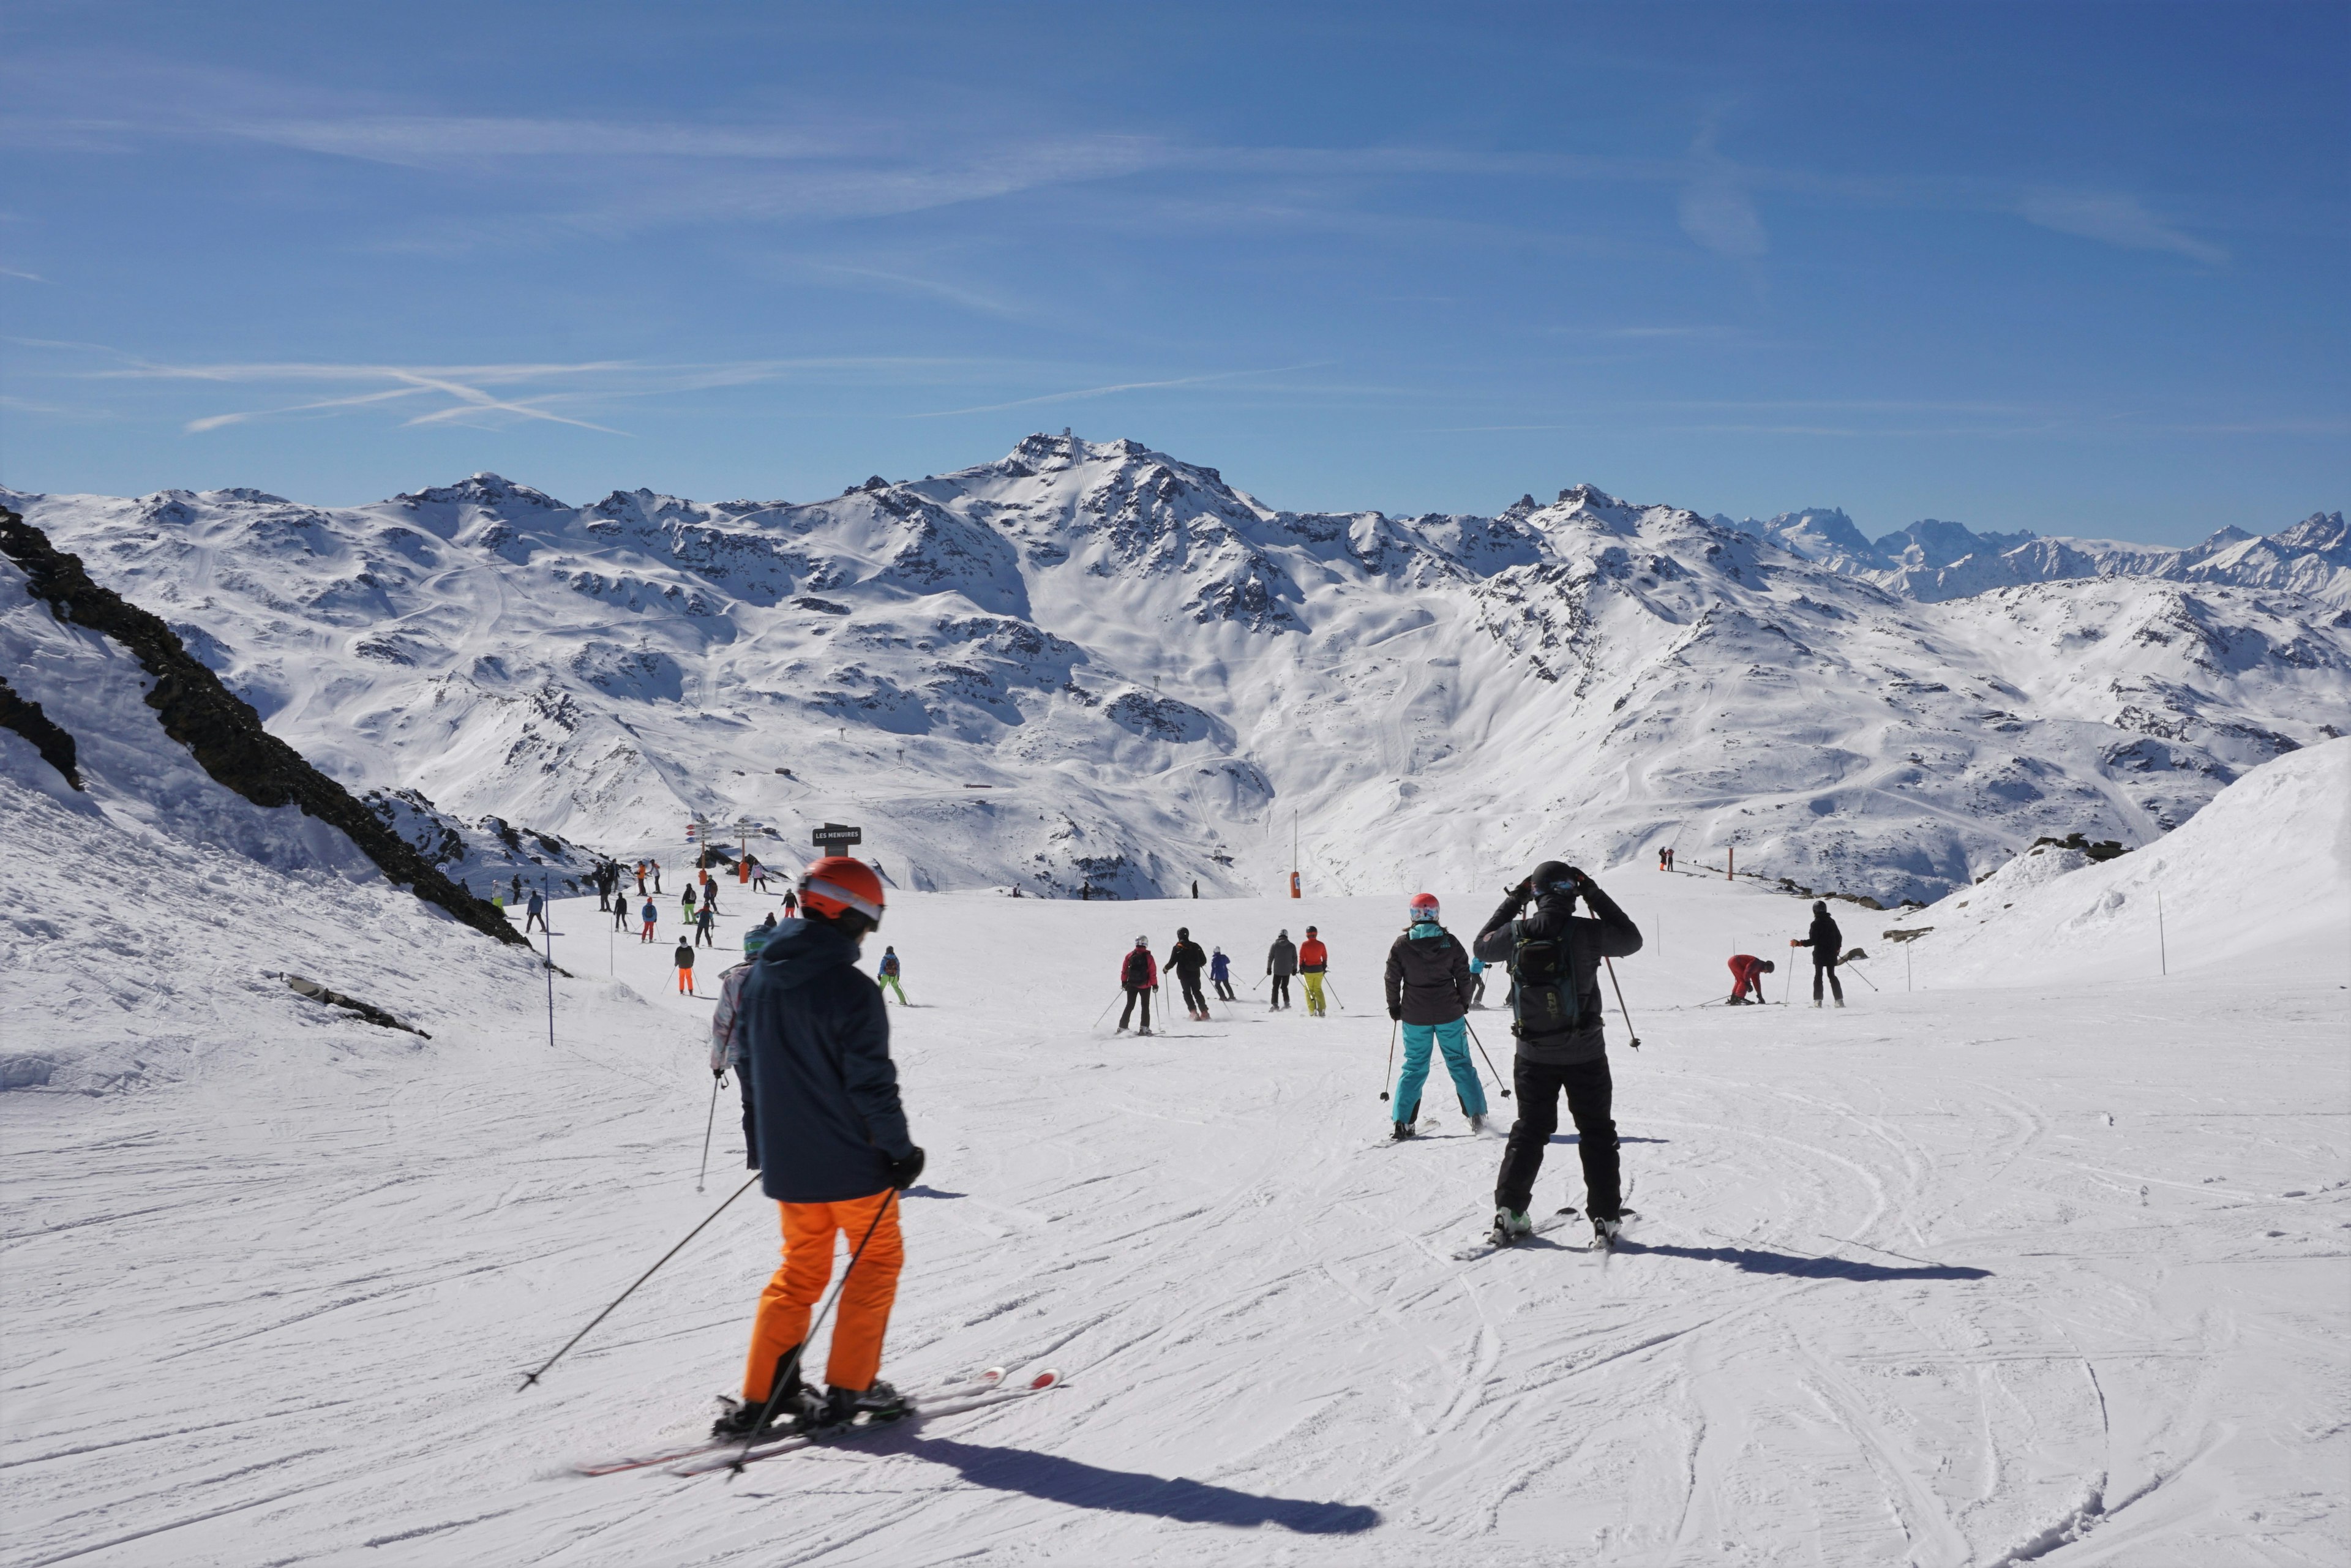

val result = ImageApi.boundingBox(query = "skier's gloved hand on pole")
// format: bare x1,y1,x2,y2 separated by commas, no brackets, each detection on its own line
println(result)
887,1146,926,1190
1387,1004,1403,1021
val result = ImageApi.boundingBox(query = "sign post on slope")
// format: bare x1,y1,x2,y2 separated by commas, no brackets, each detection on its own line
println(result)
813,822,863,853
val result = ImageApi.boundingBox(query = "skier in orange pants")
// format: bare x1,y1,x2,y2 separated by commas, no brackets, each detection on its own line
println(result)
713,856,924,1439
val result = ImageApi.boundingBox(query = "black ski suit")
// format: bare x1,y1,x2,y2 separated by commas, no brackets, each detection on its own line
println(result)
1475,878,1643,1221
1168,939,1209,1015
1795,909,1845,1002
1265,936,1297,1009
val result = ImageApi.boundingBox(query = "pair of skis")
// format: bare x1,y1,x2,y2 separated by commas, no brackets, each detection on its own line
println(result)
574,1365,1062,1478
1451,1207,1640,1261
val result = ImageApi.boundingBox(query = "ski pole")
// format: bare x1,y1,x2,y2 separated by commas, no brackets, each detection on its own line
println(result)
697,1072,724,1193
730,1187,899,1472
1092,992,1121,1029
1324,980,1344,1012
1463,1022,1513,1098
1842,958,1880,992
1603,957,1643,1051
520,1171,760,1391
1379,1019,1397,1101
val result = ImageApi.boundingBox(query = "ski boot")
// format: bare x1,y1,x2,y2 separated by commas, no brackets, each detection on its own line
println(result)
1137,1026,1153,1037
1590,1215,1624,1252
823,1379,910,1428
1834,996,1846,1008
712,1379,826,1439
1468,1113,1487,1134
1391,1120,1415,1140
1493,1206,1534,1245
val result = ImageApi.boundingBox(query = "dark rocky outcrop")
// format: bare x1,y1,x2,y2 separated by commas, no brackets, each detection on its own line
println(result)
0,676,82,789
0,507,527,947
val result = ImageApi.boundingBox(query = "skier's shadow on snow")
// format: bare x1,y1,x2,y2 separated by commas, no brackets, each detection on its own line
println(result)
902,1185,966,1199
1613,1241,1990,1281
1550,1134,1670,1144
898,1436,1379,1534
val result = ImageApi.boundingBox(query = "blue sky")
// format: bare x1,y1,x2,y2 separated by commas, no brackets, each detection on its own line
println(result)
1,1,2342,543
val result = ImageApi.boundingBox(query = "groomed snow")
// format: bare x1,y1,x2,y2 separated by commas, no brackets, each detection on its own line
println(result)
4,837,2344,1564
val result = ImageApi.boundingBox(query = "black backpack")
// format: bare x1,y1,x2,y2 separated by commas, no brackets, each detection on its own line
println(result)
1123,950,1152,988
1510,925,1598,1040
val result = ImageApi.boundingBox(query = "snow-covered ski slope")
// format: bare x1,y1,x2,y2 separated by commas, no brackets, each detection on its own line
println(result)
4,759,2345,1564
9,436,2347,907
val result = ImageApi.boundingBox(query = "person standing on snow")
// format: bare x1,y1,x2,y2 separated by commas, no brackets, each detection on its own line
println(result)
675,938,698,996
1792,902,1845,1007
681,885,699,928
613,883,632,931
1477,861,1643,1249
1467,956,1490,1009
1385,894,1487,1137
640,896,659,943
696,900,719,948
782,888,800,918
876,947,907,1004
702,879,722,919
523,887,548,934
1298,927,1330,1016
710,923,777,1172
1209,947,1235,1002
1117,937,1159,1035
651,858,663,895
1726,953,1775,1005
1167,928,1210,1020
1265,930,1297,1010
713,857,921,1439
636,860,648,896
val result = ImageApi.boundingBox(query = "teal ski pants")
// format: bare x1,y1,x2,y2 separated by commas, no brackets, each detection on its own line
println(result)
1395,1018,1486,1122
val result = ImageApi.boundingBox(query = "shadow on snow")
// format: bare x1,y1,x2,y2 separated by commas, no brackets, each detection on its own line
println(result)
1615,1241,1990,1281
889,1436,1381,1534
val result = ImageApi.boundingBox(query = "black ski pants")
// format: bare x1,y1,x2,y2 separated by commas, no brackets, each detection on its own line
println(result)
1177,973,1207,1014
1119,987,1152,1030
736,1055,760,1169
1813,959,1843,1002
613,901,629,931
1269,973,1292,1008
1213,977,1235,1001
1494,1056,1621,1221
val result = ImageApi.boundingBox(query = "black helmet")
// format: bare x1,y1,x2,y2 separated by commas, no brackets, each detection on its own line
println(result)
1813,901,1828,915
1532,860,1578,895
1177,926,1190,940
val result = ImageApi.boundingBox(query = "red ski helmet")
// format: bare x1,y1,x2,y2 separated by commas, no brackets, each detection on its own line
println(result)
800,856,885,931
1408,892,1441,924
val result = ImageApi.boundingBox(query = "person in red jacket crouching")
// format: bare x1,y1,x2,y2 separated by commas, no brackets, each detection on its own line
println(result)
1727,953,1774,1005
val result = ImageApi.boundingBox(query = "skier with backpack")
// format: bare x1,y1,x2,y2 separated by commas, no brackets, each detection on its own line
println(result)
1384,893,1486,1138
1265,931,1297,1010
639,896,658,943
710,855,923,1439
876,947,906,1004
675,939,698,996
1166,928,1210,1019
1117,937,1159,1035
1792,902,1846,1007
1475,861,1643,1250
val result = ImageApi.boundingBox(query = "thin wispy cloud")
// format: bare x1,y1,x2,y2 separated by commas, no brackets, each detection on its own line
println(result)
911,364,1332,419
2016,189,2230,266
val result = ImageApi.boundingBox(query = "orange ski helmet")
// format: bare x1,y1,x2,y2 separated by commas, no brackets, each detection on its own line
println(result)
799,856,886,931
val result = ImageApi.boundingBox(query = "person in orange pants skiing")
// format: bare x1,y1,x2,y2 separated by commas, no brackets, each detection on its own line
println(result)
713,855,925,1439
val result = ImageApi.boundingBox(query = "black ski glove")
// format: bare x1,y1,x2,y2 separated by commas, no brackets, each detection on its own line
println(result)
1387,1004,1402,1021
887,1146,926,1190
713,1067,727,1082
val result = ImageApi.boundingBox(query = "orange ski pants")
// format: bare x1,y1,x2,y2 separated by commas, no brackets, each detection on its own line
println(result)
741,1189,904,1400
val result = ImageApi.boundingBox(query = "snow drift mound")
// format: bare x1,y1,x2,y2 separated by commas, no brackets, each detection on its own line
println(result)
1888,737,2351,988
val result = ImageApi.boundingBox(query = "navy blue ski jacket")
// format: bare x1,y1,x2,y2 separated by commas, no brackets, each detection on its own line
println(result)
740,918,914,1203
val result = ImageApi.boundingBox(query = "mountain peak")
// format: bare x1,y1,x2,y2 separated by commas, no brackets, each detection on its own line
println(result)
394,473,567,511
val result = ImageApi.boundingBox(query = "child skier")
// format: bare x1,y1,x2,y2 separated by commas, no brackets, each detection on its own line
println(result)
1727,953,1775,1004
877,947,906,1003
1209,947,1234,1001
675,939,697,996
640,897,658,943
1384,894,1487,1137
696,901,719,948
712,856,921,1439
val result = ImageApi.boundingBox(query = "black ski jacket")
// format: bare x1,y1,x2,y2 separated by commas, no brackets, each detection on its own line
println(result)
1474,880,1643,1066
1796,910,1843,962
740,918,913,1203
1167,939,1207,978
1266,936,1297,977
1385,924,1472,1025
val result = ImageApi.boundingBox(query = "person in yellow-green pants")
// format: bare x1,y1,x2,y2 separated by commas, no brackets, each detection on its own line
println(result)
1299,926,1329,1016
877,946,907,1003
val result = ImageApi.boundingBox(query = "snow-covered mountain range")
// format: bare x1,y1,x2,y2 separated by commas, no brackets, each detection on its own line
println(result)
1715,504,2351,604
7,435,2345,904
